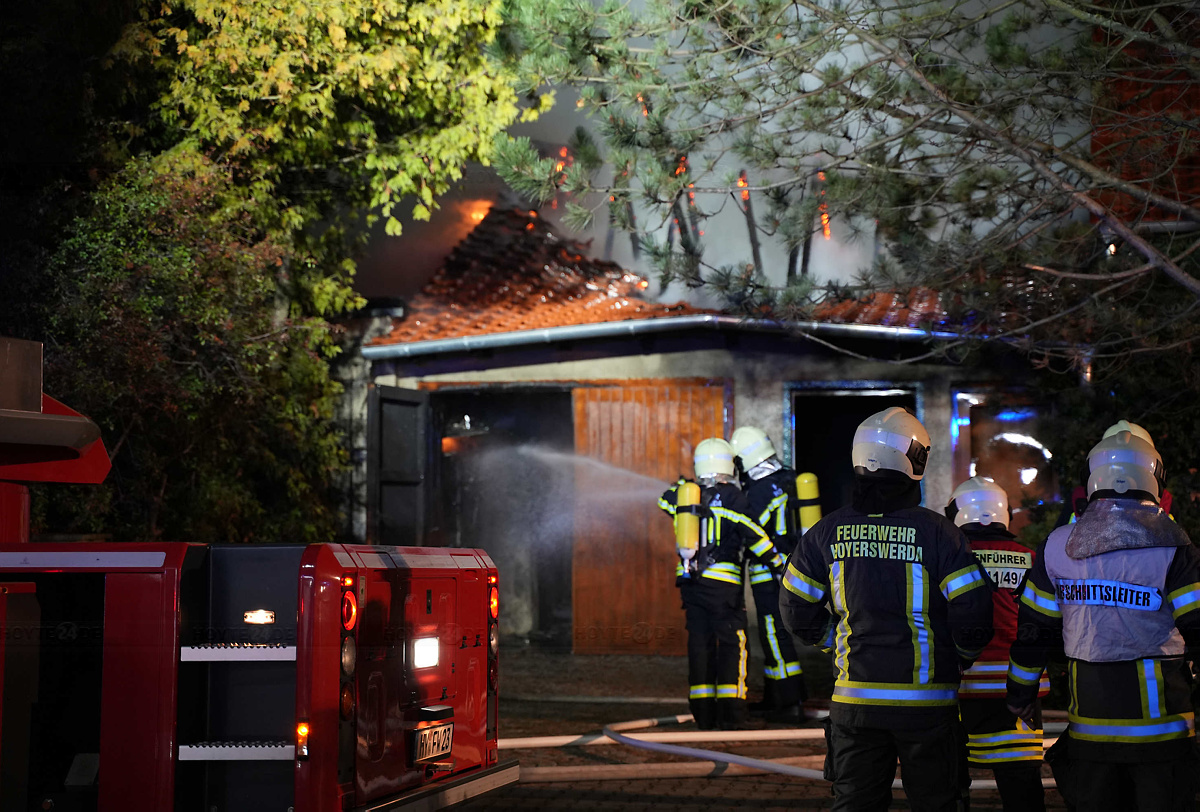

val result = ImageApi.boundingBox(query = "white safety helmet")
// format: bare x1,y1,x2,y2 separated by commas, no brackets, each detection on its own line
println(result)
1086,422,1165,500
851,407,931,481
731,426,777,471
945,476,1010,528
1102,419,1154,446
694,438,736,480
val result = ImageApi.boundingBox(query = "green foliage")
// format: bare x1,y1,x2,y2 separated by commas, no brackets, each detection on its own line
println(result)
113,0,527,242
35,154,347,543
5,0,531,541
1033,343,1200,542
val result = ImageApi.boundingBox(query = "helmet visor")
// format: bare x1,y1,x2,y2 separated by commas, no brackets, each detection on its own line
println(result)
853,426,930,476
1091,448,1166,492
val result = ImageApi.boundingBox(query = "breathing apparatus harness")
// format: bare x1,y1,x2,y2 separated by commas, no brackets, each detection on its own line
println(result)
674,478,727,578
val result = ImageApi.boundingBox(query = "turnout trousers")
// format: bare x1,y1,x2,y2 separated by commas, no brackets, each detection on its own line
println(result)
1070,745,1198,811
680,578,749,730
825,717,963,812
957,698,1045,812
749,573,805,709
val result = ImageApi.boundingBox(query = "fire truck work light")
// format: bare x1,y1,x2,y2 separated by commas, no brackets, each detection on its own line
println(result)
243,609,275,624
413,637,439,668
489,586,499,619
341,590,357,631
296,721,310,759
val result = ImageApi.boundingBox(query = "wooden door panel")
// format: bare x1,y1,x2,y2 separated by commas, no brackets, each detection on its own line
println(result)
572,381,730,654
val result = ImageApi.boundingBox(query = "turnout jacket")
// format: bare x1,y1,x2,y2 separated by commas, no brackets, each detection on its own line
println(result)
958,524,1050,699
781,488,994,727
659,481,783,587
742,467,801,587
1007,496,1200,760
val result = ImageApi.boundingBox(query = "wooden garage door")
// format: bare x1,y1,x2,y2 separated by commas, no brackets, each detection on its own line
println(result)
572,380,731,654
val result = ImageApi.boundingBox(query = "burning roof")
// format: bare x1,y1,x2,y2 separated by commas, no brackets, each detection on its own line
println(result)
366,206,949,349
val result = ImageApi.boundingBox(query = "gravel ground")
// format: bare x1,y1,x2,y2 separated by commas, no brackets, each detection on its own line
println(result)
458,645,1071,810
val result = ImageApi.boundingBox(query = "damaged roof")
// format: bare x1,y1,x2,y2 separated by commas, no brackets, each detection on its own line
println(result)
366,206,948,351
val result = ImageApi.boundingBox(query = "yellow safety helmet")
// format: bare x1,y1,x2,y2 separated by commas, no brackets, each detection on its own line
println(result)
694,438,736,479
945,476,1010,528
731,426,777,471
851,407,931,480
1086,423,1165,500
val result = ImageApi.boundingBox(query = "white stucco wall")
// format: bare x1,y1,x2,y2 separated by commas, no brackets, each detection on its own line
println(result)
376,348,978,515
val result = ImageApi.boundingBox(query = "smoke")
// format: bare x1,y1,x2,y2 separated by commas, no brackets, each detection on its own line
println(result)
457,444,665,552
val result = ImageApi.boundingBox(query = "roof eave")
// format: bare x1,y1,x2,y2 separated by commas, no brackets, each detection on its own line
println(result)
360,314,961,361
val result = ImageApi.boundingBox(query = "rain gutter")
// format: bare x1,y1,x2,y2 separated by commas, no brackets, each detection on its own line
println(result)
360,314,963,361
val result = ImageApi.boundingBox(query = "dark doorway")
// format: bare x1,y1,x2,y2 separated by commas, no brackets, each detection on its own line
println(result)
791,388,919,515
431,389,574,647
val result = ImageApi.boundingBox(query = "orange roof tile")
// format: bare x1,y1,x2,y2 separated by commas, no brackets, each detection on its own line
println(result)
811,288,946,329
369,207,713,346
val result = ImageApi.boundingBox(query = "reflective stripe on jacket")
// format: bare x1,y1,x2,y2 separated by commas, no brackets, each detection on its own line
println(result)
1008,499,1200,756
780,503,994,722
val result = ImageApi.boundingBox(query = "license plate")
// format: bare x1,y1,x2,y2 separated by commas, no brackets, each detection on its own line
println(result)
414,723,453,762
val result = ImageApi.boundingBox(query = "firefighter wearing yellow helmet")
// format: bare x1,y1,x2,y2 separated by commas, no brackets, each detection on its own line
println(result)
779,407,994,810
1008,422,1200,810
946,477,1047,811
658,437,784,730
730,426,808,721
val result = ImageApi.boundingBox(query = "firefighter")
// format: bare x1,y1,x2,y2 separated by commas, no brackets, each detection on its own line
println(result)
659,437,785,730
730,426,808,721
946,476,1046,812
1007,421,1200,811
779,407,994,811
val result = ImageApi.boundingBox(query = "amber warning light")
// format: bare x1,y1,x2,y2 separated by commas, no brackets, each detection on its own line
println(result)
243,610,275,625
296,721,310,759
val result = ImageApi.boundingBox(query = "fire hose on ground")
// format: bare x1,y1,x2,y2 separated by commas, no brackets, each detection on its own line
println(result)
500,712,1066,789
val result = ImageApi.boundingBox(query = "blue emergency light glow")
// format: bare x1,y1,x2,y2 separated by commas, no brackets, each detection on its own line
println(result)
994,409,1036,423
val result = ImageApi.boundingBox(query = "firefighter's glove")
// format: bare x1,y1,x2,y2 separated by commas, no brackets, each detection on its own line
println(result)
769,554,786,581
1007,702,1036,725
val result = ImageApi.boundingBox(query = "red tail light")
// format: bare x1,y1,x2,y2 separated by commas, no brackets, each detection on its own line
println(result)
489,586,499,619
341,590,357,631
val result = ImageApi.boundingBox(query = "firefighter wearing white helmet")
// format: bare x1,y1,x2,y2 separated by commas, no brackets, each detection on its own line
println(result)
658,437,784,730
851,406,931,480
947,477,1047,811
730,426,808,721
1085,421,1165,500
780,407,994,810
1008,423,1200,810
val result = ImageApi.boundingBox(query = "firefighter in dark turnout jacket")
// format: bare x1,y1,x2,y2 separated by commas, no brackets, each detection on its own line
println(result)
947,477,1046,812
659,438,784,730
780,408,994,811
1007,421,1200,810
731,426,808,719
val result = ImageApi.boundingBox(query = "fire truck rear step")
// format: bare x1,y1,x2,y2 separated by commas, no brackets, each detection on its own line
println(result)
180,644,297,661
178,741,295,761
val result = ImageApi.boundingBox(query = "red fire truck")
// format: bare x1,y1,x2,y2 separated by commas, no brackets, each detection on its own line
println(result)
0,338,517,811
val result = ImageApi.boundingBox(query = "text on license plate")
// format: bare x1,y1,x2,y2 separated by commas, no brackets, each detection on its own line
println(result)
415,723,453,762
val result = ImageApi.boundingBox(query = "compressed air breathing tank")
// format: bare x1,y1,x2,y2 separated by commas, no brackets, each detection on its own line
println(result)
674,480,701,560
796,473,822,534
